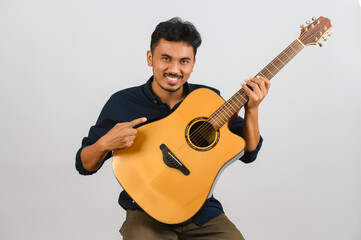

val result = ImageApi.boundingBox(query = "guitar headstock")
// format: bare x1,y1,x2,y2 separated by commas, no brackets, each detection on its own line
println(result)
299,16,332,47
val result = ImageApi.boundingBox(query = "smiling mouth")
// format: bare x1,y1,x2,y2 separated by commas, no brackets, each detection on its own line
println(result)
164,73,183,85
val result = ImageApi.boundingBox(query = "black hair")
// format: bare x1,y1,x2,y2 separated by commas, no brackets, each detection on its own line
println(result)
150,17,202,56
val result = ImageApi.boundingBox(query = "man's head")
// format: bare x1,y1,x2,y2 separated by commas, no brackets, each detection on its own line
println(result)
147,18,200,102
150,17,202,57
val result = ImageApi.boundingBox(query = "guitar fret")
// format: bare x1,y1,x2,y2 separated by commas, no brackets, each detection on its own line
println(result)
264,66,275,77
276,56,285,65
234,95,243,105
289,45,297,53
241,89,247,103
215,109,227,124
209,37,305,131
211,113,222,126
215,117,223,126
239,93,248,102
283,51,291,60
266,63,277,73
212,119,221,127
270,62,280,71
259,72,265,77
213,117,222,127
228,99,238,112
262,71,272,79
223,108,231,118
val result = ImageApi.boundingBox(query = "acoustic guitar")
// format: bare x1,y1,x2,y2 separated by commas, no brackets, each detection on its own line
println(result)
112,16,332,224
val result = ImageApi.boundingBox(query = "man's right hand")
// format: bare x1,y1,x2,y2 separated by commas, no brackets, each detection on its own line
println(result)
80,117,147,172
99,117,147,151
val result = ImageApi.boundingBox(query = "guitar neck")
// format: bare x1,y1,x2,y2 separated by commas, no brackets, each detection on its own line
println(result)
208,39,305,130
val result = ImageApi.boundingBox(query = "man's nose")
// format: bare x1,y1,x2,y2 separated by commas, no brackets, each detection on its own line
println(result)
167,61,181,74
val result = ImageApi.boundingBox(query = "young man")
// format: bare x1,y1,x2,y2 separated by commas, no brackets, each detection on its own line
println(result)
76,17,270,239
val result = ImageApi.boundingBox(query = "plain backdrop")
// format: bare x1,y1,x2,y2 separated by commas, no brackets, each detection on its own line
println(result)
1,0,360,239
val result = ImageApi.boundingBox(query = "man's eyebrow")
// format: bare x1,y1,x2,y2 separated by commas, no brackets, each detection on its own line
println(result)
161,54,172,58
160,54,192,61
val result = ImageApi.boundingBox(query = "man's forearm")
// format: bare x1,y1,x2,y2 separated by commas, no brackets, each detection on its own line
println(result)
80,139,109,172
241,108,260,151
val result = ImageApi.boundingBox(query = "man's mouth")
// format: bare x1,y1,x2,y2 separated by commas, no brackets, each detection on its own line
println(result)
164,73,183,85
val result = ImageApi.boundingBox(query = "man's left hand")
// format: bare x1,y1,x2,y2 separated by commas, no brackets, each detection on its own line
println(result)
241,75,271,112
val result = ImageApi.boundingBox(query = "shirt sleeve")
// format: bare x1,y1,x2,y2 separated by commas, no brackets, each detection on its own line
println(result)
229,116,263,164
75,94,120,175
75,137,113,175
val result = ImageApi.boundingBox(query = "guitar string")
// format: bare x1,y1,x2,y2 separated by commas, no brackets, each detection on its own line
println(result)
184,40,302,151
171,24,318,158
299,20,328,46
183,19,322,149
179,39,304,150
170,40,303,158
167,21,328,174
171,39,304,157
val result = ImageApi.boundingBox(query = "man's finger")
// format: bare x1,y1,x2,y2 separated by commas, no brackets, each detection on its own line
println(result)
241,82,255,97
245,79,261,94
128,117,147,128
255,76,271,89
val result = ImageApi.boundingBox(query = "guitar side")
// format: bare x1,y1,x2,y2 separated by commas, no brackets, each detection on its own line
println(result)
112,88,245,224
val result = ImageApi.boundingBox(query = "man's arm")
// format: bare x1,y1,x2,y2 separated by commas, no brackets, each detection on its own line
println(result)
240,76,271,151
80,117,147,172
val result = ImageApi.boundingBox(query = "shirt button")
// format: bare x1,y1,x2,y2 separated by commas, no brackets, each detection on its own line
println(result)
153,99,158,104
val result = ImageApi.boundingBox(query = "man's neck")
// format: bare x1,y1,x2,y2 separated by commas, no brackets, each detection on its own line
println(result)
151,81,186,109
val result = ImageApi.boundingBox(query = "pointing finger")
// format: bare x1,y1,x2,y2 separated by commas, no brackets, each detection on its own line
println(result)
128,117,147,128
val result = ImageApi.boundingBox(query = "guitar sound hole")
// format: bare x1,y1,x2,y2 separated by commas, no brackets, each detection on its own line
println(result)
188,120,216,148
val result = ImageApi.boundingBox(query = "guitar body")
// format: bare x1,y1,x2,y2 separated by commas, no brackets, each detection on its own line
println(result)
112,88,245,224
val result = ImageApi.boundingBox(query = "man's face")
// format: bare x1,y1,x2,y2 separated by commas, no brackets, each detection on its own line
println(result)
147,38,196,95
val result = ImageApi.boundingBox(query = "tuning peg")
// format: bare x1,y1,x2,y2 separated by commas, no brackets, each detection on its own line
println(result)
300,24,304,28
327,32,332,36
306,20,311,24
323,36,327,41
312,17,317,21
318,42,323,47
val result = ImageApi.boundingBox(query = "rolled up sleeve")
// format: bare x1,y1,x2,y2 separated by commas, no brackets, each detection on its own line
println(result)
229,116,263,164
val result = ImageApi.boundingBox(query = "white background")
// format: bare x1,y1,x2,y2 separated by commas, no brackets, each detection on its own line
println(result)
1,0,360,239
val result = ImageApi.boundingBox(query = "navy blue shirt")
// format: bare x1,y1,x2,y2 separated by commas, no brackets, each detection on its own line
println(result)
76,76,263,226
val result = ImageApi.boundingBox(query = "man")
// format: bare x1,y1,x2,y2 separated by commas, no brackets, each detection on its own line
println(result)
76,17,270,239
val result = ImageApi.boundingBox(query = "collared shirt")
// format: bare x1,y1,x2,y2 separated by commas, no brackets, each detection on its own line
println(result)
76,76,263,226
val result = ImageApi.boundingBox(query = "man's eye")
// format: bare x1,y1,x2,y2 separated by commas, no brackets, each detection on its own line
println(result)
181,60,189,64
162,57,170,61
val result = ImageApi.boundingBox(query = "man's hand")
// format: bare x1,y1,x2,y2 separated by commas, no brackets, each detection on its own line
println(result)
240,75,270,151
80,117,147,172
99,117,147,151
241,76,271,112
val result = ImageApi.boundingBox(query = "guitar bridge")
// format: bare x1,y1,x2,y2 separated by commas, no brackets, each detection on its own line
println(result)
160,144,190,176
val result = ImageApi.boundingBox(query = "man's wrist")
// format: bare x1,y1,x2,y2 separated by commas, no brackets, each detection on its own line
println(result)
97,137,111,153
245,106,259,116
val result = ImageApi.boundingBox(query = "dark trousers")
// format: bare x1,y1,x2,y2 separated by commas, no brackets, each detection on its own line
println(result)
120,210,245,240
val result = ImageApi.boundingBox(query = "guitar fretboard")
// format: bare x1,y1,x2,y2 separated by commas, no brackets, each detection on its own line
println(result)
208,39,305,129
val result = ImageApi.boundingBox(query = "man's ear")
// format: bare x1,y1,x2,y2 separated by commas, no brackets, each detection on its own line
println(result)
146,50,153,67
